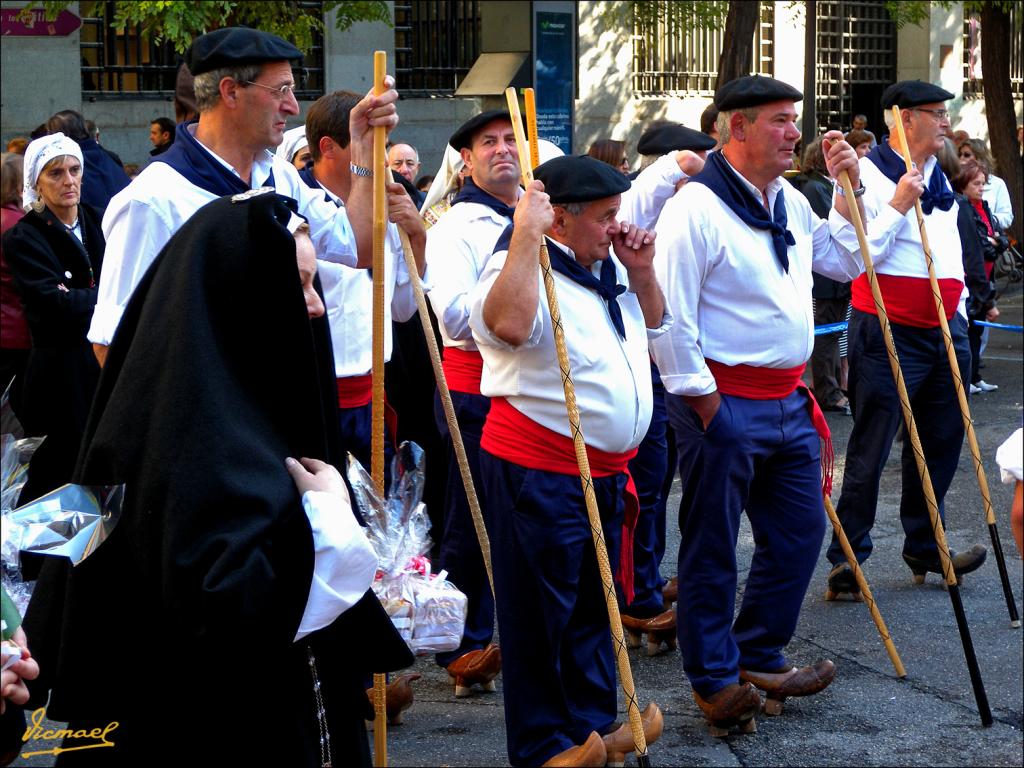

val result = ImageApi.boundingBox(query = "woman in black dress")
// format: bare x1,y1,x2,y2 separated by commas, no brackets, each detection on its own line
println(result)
2,133,104,504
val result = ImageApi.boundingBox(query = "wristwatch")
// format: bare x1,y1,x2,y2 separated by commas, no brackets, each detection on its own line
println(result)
350,162,373,178
836,181,866,198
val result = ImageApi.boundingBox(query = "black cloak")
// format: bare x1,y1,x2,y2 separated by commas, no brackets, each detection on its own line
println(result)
2,204,104,503
23,190,412,766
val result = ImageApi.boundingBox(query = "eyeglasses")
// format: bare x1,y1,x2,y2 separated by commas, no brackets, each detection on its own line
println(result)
242,80,296,99
913,107,949,120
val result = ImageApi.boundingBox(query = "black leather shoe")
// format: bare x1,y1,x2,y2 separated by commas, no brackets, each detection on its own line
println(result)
903,544,987,585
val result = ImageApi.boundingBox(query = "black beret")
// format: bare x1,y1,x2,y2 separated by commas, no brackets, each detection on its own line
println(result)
714,75,802,111
185,27,302,76
637,123,716,156
534,155,631,205
449,110,518,151
880,80,955,109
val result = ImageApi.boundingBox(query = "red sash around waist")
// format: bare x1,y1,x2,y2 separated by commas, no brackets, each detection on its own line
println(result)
707,360,835,497
482,396,641,601
442,347,484,395
337,374,373,409
851,274,962,329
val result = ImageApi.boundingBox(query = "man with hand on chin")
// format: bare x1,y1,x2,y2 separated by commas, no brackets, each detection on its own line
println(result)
470,155,670,767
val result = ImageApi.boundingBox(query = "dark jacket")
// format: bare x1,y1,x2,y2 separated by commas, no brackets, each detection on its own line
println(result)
76,138,130,215
955,193,996,318
789,170,851,301
2,204,104,501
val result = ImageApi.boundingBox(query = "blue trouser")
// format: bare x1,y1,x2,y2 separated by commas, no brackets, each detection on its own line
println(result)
827,310,970,565
622,361,669,617
434,390,495,668
667,391,825,698
338,401,394,490
481,450,624,767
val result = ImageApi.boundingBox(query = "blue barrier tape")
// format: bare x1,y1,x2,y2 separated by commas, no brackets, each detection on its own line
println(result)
975,320,1023,333
814,321,848,336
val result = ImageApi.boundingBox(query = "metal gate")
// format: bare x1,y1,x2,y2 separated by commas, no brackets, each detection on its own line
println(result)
815,0,897,134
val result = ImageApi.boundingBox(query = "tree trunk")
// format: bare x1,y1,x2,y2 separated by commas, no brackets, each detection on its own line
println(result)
716,0,761,89
980,2,1022,244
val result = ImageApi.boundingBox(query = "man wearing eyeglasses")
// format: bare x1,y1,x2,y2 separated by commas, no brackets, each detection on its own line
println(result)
823,80,987,599
88,27,400,364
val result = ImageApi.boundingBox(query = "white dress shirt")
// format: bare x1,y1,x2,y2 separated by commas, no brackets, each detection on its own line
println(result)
470,238,672,454
620,151,689,231
309,181,423,377
90,124,361,345
827,153,966,315
294,488,378,641
426,199,514,352
983,174,1013,230
651,154,862,397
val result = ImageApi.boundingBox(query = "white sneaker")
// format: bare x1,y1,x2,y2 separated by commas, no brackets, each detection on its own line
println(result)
973,380,998,393
969,383,982,394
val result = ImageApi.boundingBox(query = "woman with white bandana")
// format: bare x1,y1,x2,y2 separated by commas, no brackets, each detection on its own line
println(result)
1,133,104,505
277,125,312,170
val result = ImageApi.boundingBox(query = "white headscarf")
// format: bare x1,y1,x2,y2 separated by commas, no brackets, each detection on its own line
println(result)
419,144,464,215
276,126,309,165
22,132,83,211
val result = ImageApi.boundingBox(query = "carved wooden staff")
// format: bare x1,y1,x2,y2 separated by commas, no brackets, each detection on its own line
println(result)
508,86,651,766
824,495,906,678
889,106,1019,628
371,49,389,768
837,168,992,726
386,167,495,594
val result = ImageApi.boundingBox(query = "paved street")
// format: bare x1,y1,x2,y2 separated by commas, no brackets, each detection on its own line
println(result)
13,285,1023,767
382,282,1024,768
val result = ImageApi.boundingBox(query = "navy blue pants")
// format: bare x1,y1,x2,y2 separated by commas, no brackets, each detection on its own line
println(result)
338,401,394,490
481,450,624,766
434,390,495,668
667,391,825,698
828,310,970,565
622,361,669,617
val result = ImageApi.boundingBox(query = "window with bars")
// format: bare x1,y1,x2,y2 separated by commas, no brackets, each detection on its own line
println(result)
394,1,481,96
814,0,896,133
80,1,326,100
632,2,774,96
963,7,1023,100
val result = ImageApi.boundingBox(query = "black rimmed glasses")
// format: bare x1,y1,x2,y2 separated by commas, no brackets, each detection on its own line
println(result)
913,107,949,121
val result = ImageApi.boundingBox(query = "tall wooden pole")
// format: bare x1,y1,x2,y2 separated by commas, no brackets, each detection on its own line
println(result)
889,106,1019,628
371,49,389,767
837,167,991,726
510,87,651,766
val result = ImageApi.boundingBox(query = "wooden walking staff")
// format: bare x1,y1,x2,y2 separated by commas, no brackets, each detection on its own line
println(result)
507,86,651,766
823,495,906,678
837,168,992,726
889,105,1020,628
386,168,496,595
370,49,389,768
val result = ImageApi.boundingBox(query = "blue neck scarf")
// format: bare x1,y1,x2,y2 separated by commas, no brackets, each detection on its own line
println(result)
298,166,340,207
690,150,795,272
493,224,628,339
154,121,275,196
867,138,955,215
453,178,516,220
